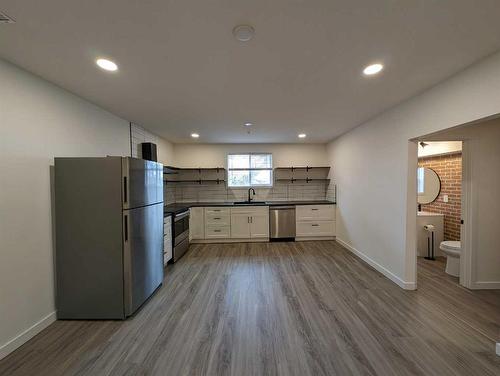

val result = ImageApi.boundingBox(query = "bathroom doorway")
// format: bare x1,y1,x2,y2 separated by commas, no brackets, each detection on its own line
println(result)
416,141,463,285
409,116,500,291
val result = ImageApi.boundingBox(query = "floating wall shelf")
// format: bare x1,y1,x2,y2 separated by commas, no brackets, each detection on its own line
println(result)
275,166,330,172
164,179,225,185
276,178,331,184
164,166,225,173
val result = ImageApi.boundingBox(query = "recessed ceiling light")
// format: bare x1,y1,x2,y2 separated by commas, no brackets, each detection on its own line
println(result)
96,58,118,72
298,133,307,138
233,25,255,42
363,63,383,76
191,133,200,138
244,122,253,127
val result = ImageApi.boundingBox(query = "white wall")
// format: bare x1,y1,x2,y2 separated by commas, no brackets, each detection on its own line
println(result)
327,51,500,289
426,119,500,288
131,123,174,165
172,143,328,167
417,141,462,157
0,59,131,359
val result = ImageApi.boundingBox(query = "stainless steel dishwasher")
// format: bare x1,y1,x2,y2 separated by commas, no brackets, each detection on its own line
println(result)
270,206,296,240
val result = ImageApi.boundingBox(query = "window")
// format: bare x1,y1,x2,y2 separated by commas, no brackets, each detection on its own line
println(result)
417,167,425,194
227,153,273,187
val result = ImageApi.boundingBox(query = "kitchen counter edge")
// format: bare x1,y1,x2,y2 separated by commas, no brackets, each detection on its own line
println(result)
164,201,336,216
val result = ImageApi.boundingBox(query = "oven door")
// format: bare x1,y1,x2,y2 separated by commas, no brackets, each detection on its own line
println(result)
174,210,190,246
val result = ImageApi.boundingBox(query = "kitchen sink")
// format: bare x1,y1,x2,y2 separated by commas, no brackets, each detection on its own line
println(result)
233,201,267,205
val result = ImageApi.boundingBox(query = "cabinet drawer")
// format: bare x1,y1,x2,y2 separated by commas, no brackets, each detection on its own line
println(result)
231,206,269,215
296,221,335,237
205,214,231,226
296,205,335,221
163,216,172,232
205,225,231,239
204,207,230,215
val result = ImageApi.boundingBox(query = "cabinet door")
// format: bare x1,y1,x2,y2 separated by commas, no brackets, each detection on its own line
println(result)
163,216,172,264
250,213,269,238
231,213,251,238
189,207,205,240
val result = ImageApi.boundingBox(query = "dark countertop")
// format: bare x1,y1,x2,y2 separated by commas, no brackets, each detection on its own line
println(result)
164,200,336,216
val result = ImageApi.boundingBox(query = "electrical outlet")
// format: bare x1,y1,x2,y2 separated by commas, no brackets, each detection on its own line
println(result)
443,194,449,203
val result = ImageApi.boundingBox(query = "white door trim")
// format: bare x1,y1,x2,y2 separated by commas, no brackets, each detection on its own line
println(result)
460,140,473,288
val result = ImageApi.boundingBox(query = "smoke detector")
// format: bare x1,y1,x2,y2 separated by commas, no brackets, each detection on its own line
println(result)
0,12,15,24
233,25,254,42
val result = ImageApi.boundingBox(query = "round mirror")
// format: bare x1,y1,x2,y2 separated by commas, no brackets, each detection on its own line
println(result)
417,167,441,204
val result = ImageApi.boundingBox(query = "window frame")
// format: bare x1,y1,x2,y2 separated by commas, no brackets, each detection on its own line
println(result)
226,153,274,188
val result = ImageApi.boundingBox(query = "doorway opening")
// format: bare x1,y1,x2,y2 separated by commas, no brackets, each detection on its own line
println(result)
408,115,500,292
416,141,463,286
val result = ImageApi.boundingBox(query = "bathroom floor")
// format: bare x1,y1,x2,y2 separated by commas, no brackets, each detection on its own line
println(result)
1,242,499,376
418,255,458,282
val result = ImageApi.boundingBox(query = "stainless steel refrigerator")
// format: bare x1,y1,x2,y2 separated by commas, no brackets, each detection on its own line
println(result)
55,157,164,319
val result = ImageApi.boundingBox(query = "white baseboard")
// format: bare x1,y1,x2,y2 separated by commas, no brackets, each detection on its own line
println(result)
470,281,500,290
191,238,269,244
336,238,416,290
0,311,57,361
295,236,336,241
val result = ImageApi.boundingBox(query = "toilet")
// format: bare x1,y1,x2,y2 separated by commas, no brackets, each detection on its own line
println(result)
439,241,461,277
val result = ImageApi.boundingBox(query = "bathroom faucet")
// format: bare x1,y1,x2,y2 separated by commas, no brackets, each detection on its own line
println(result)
248,188,256,202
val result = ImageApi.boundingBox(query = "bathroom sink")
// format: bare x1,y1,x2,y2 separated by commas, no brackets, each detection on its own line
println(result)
233,201,267,205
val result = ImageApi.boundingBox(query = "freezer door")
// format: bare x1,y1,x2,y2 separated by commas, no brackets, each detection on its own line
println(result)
123,203,164,316
122,157,163,209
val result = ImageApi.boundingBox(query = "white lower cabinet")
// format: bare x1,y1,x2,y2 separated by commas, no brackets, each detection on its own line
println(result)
189,207,205,240
296,221,335,237
230,206,269,239
205,225,231,239
189,204,333,242
191,205,269,242
230,212,251,238
204,207,230,239
296,204,336,239
163,215,173,265
249,212,270,238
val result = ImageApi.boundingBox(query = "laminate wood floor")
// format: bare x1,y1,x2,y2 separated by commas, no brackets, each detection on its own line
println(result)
1,241,499,376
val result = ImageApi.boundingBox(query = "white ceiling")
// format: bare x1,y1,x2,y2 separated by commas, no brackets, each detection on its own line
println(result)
2,1,500,143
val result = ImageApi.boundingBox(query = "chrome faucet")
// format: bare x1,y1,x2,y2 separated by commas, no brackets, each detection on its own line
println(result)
248,188,256,202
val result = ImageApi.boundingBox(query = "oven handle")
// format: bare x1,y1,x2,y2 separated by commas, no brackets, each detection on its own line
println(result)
175,211,189,221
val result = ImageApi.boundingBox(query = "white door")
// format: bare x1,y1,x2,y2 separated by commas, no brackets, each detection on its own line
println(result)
250,213,269,238
231,213,251,238
190,207,205,240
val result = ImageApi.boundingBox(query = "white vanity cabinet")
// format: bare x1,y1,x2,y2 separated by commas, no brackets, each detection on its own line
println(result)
295,204,336,240
230,206,269,240
189,207,205,240
163,215,173,265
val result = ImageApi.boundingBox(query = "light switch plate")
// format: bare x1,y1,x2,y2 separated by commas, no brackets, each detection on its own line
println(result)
496,342,500,356
443,194,449,203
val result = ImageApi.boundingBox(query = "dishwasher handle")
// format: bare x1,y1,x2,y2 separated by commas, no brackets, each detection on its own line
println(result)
271,206,295,210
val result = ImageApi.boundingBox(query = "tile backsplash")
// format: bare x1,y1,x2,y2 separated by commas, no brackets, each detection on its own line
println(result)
130,123,160,158
164,181,335,204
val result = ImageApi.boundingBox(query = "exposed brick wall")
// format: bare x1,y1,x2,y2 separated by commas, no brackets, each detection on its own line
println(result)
418,153,461,241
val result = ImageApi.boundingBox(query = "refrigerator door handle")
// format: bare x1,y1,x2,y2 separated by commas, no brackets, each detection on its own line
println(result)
123,176,128,204
124,214,128,241
123,212,132,316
